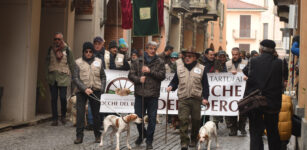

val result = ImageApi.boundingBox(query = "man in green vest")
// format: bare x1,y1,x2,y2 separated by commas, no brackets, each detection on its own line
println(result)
46,32,75,126
167,49,210,150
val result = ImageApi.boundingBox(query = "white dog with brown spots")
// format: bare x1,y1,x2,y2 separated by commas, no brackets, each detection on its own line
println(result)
99,114,142,150
198,121,219,150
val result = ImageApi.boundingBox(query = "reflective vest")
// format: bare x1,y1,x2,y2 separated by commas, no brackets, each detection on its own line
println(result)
177,59,205,100
226,59,248,72
75,57,102,90
104,50,125,69
48,49,70,75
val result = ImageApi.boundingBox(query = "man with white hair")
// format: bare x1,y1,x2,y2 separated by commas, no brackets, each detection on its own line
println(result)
128,41,166,150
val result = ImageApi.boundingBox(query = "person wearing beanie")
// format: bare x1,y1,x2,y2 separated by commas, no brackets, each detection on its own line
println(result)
214,50,227,72
93,36,106,69
225,47,248,136
104,40,130,70
73,42,106,144
46,32,75,126
250,50,259,58
118,38,129,54
165,52,178,73
158,45,174,65
243,39,283,150
128,49,139,66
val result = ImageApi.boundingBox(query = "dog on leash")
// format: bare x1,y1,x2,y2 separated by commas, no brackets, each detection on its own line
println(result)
99,114,142,150
198,121,218,150
67,95,88,126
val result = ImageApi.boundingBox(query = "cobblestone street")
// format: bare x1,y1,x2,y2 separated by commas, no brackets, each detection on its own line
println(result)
0,116,271,150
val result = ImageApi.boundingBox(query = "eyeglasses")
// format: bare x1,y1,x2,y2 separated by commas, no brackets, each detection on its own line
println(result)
184,55,195,58
84,50,93,54
171,57,178,59
54,38,61,41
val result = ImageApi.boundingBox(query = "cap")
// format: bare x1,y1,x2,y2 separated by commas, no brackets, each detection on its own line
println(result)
93,36,104,43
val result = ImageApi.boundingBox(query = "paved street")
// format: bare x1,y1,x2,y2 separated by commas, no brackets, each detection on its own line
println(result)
0,116,269,150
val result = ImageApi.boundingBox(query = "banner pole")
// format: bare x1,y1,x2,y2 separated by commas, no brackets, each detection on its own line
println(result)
141,36,145,140
165,91,170,144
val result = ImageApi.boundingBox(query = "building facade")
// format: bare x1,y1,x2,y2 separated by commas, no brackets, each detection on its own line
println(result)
226,0,284,56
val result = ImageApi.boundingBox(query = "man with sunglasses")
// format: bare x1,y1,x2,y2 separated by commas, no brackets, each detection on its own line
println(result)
167,49,209,150
46,32,75,126
73,42,106,144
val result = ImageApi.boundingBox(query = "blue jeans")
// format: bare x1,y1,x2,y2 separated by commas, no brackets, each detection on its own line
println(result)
87,103,94,125
134,95,158,144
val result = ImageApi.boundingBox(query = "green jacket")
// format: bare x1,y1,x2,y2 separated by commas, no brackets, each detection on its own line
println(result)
46,46,75,86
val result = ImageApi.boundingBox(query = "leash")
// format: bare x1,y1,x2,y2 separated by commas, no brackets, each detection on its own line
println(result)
88,93,123,117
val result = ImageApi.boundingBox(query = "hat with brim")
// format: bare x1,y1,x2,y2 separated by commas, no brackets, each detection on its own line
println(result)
181,49,201,58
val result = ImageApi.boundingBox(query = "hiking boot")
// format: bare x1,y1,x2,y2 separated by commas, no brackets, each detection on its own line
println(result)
189,141,196,147
95,136,101,143
181,145,188,150
74,137,83,144
60,117,66,125
240,129,247,136
51,120,58,126
135,136,144,146
229,129,237,136
85,124,93,131
146,143,153,150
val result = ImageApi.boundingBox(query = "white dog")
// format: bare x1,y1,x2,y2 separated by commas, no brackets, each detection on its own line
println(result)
99,114,142,150
198,121,218,150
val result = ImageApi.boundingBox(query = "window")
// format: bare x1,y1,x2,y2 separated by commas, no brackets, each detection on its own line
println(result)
239,44,250,53
240,15,251,38
263,23,268,39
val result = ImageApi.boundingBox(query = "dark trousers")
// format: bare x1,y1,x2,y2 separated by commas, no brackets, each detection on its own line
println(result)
76,91,101,138
134,95,158,144
49,83,67,121
225,115,247,131
249,111,281,150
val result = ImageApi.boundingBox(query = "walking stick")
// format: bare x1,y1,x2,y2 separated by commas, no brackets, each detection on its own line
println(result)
165,91,170,144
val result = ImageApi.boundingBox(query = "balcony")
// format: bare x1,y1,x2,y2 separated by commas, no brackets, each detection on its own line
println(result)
232,29,257,40
172,0,190,12
189,0,207,15
206,0,219,17
273,0,295,22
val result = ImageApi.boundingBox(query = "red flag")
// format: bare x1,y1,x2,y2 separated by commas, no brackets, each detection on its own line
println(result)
121,0,132,29
158,0,164,27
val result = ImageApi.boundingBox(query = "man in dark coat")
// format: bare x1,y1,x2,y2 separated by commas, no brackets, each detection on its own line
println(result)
128,41,166,150
243,39,283,150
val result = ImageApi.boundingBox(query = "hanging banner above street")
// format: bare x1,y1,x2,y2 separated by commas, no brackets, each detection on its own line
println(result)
132,0,159,36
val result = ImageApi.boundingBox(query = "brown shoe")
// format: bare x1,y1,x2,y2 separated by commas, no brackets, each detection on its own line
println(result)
74,137,83,144
51,120,58,126
95,136,101,143
60,117,66,125
189,141,196,147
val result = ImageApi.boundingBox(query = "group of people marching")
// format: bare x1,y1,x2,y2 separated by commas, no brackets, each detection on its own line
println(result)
47,32,287,150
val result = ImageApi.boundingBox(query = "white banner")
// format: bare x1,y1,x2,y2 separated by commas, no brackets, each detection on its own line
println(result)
100,70,246,116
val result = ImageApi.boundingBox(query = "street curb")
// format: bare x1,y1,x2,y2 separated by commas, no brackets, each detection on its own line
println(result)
0,114,52,133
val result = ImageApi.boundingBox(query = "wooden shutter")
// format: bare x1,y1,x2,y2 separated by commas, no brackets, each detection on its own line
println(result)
263,23,268,39
240,15,251,38
239,44,250,53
